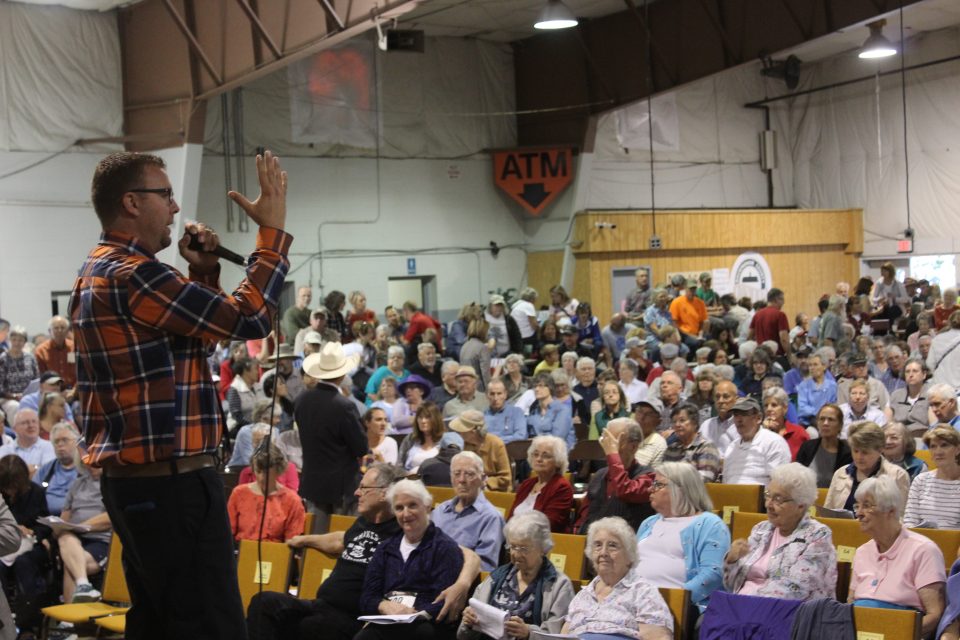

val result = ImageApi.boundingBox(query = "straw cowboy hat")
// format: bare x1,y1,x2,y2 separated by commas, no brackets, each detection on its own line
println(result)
302,342,360,380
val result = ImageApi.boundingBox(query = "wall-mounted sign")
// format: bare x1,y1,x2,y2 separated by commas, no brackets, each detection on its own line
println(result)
407,258,416,275
731,252,773,302
493,147,573,216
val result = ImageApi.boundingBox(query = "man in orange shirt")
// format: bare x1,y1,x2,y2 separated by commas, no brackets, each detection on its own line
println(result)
34,315,77,392
669,278,709,352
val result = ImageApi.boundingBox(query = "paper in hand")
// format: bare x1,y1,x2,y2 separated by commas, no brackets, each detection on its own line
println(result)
357,611,429,625
36,516,92,534
467,598,509,640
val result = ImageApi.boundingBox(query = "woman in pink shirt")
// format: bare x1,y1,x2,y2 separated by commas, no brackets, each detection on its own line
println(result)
849,475,946,638
228,444,305,543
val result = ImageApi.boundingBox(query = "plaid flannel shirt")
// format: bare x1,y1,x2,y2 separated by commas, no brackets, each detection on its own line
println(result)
70,228,291,466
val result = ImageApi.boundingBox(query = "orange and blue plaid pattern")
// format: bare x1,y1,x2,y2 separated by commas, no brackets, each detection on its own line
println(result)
69,228,291,466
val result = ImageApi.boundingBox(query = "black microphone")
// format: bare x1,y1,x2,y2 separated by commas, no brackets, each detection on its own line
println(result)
186,231,247,266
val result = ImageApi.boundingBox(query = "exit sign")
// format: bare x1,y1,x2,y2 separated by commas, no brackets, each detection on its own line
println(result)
897,239,913,253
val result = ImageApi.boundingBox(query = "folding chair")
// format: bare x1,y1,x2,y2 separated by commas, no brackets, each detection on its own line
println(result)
40,533,129,640
730,511,766,541
853,605,921,640
426,485,455,506
547,533,586,583
328,514,357,533
911,527,960,569
658,588,691,640
705,483,763,524
484,490,516,518
236,539,293,613
297,547,338,600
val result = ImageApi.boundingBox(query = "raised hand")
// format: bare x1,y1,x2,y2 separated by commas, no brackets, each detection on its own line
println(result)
228,150,288,230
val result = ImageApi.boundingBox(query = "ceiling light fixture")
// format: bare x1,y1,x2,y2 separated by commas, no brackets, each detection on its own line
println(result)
858,20,897,59
534,0,578,30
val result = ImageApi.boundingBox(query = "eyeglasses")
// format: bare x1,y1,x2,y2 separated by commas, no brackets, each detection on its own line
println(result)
505,544,534,554
357,484,386,492
651,481,669,492
590,541,622,553
129,187,175,204
853,502,877,513
764,492,795,506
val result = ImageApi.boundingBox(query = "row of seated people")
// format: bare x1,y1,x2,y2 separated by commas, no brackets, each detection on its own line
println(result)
0,421,111,639
240,453,960,640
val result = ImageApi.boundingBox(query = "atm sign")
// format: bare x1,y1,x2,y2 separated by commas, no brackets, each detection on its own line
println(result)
493,148,573,216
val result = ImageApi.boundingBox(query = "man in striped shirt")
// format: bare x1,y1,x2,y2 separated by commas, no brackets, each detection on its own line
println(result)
71,150,291,639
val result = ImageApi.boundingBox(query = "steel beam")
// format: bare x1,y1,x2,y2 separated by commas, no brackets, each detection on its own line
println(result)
235,0,283,59
317,0,345,31
160,0,224,85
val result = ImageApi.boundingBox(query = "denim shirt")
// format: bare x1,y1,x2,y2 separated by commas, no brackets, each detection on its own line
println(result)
637,511,729,611
485,405,529,444
526,400,574,450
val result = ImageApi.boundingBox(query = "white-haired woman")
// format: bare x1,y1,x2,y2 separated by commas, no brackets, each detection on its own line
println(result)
850,476,946,638
563,517,673,640
618,358,649,407
507,435,573,533
502,353,531,403
357,479,465,640
636,462,729,612
724,463,837,600
459,511,574,640
762,387,809,461
364,345,409,406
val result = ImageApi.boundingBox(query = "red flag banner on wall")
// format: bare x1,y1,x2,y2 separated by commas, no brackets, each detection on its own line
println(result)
493,148,574,216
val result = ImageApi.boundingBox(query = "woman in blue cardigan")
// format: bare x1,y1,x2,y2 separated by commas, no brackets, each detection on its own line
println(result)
635,461,730,612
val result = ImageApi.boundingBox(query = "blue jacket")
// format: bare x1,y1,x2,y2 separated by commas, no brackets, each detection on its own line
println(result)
360,522,464,620
527,400,574,450
636,511,729,611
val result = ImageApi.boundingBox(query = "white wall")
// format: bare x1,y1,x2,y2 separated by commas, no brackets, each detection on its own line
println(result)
194,154,530,321
0,151,106,333
778,25,960,260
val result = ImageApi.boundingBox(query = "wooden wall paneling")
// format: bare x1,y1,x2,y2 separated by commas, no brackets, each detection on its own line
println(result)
526,251,564,310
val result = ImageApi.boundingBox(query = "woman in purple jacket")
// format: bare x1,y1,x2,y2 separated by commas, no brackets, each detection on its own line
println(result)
356,479,464,640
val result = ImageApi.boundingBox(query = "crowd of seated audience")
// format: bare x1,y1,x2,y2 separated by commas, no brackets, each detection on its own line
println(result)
0,266,959,639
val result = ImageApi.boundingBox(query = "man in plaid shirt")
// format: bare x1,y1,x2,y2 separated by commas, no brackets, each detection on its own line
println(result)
70,150,291,639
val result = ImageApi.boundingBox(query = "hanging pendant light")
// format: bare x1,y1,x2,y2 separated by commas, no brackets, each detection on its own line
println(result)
534,0,578,30
859,20,897,59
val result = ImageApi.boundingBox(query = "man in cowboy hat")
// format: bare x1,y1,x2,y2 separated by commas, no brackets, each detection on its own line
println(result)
262,343,305,401
296,342,367,532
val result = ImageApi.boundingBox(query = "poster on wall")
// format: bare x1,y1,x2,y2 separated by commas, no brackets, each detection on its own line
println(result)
731,252,773,303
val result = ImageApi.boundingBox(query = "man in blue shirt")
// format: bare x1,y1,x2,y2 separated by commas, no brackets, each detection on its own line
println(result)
928,383,959,429
32,422,80,515
431,451,505,572
17,371,75,422
484,379,527,444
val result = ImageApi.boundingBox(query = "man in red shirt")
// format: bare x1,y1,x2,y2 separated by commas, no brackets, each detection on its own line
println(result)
401,301,443,349
749,288,791,357
34,315,77,392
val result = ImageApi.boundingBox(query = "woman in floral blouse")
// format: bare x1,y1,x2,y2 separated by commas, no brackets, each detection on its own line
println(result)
723,463,837,600
563,516,673,640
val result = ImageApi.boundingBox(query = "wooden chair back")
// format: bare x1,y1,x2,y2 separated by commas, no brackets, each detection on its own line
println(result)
548,533,587,583
706,483,764,523
853,606,921,640
911,527,960,569
658,588,690,640
816,487,828,506
568,440,605,463
729,511,767,542
329,514,357,533
426,485,456,506
484,490,515,518
298,547,338,600
303,512,315,535
505,439,532,462
914,448,935,470
236,540,293,613
102,534,130,604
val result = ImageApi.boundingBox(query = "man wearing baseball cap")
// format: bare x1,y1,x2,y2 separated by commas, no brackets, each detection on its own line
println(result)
722,397,791,485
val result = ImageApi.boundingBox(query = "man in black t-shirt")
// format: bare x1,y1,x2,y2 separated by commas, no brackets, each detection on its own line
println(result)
247,464,480,640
